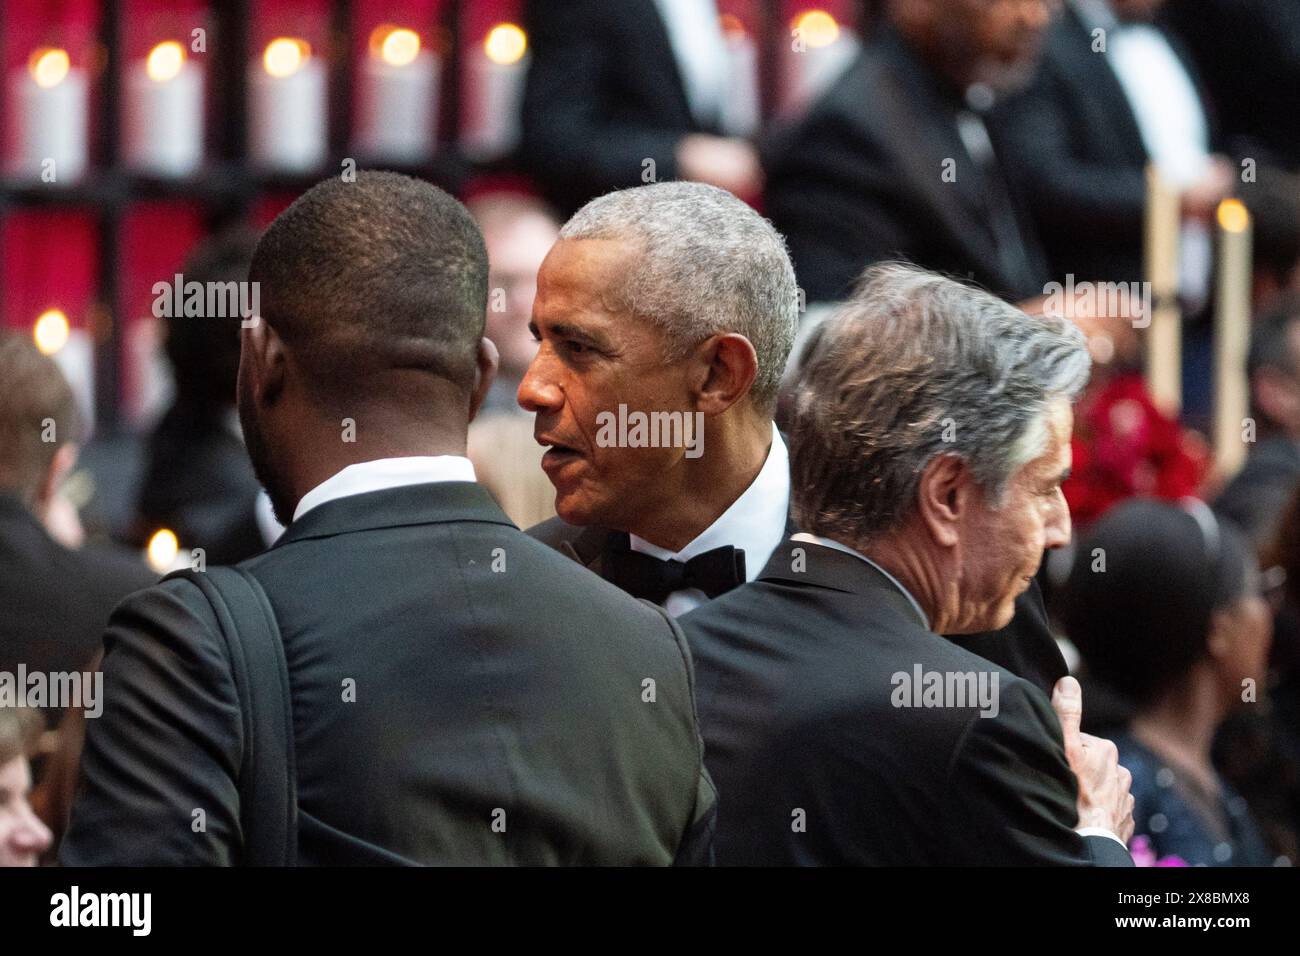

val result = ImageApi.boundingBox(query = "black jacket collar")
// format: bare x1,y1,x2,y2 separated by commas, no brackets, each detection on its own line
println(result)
274,482,515,548
757,538,929,629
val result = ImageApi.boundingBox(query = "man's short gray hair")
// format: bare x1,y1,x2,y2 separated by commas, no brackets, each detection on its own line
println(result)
560,181,799,409
788,263,1091,541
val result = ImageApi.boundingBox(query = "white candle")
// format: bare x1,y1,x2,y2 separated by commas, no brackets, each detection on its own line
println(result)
355,28,438,163
1144,164,1183,416
7,49,89,183
721,25,759,138
125,41,204,177
1213,199,1253,478
249,38,327,173
781,12,858,115
462,24,529,161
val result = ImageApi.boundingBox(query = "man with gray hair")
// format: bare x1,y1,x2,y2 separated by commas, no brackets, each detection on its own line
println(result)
680,263,1135,865
523,181,799,613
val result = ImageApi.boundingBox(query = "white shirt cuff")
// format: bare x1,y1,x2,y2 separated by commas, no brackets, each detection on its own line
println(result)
1076,826,1127,847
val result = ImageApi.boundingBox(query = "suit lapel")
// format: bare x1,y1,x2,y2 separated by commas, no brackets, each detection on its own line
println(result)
858,31,1035,294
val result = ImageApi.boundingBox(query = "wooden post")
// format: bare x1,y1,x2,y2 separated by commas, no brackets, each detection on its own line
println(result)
1213,198,1254,479
1144,165,1182,416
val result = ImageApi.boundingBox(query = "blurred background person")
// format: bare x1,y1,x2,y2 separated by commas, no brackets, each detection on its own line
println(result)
0,707,53,867
1244,172,1300,319
521,0,764,218
994,0,1234,292
465,191,559,527
1160,0,1300,172
1215,299,1300,552
467,191,558,411
1065,498,1277,865
0,331,155,729
130,227,266,564
763,0,1055,304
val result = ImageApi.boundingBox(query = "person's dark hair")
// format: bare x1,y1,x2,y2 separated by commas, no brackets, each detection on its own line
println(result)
249,171,489,408
1065,498,1256,704
1247,297,1300,427
0,705,43,767
1246,171,1300,288
166,227,259,416
0,331,83,505
1248,297,1300,380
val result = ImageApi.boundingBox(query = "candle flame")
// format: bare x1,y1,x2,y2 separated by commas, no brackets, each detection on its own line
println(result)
30,48,71,88
1217,198,1250,234
373,27,421,67
792,10,840,48
146,40,186,82
33,309,70,355
146,528,180,572
719,14,748,40
484,24,527,65
264,37,310,78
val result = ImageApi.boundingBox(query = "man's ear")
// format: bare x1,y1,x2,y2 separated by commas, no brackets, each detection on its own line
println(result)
468,337,500,423
694,332,758,416
915,453,971,549
242,318,287,408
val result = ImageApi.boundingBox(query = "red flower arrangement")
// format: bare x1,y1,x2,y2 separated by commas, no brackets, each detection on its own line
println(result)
1064,372,1211,528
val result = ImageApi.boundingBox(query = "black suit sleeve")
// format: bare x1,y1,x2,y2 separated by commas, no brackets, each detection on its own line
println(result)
764,110,917,302
947,678,1133,866
60,580,244,865
655,605,717,866
521,0,683,205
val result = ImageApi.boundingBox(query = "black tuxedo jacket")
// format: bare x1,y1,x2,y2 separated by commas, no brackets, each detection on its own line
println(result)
520,0,720,217
528,515,1070,697
993,6,1215,286
61,483,714,865
680,541,1133,865
762,25,1049,303
0,494,156,725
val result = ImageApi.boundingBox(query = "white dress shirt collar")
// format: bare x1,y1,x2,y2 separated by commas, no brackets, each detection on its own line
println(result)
293,456,477,523
630,423,790,616
790,532,931,630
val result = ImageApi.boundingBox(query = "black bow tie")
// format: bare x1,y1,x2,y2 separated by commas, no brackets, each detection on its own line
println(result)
602,538,746,605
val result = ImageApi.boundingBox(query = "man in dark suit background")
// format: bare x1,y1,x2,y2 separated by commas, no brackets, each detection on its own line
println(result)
763,0,1055,304
993,0,1234,288
0,332,156,728
61,172,714,866
682,263,1134,864
520,0,762,217
523,181,1073,695
131,228,268,565
1161,0,1300,172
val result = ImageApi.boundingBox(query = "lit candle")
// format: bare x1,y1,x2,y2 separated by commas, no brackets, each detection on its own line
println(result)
125,40,204,177
355,26,438,164
462,23,529,161
32,308,95,432
720,15,759,138
1213,199,1253,478
249,37,327,173
1143,164,1182,416
781,10,857,115
7,48,89,183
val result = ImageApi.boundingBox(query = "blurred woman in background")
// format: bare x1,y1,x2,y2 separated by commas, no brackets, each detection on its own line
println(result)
1065,498,1275,865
